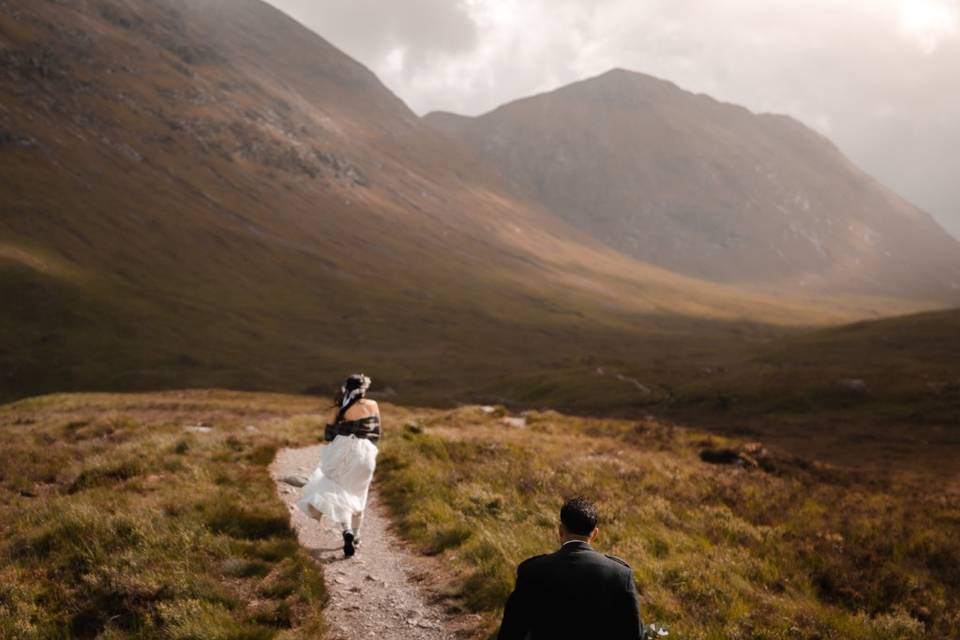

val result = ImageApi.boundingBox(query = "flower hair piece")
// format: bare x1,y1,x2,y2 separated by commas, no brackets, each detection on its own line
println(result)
339,373,372,409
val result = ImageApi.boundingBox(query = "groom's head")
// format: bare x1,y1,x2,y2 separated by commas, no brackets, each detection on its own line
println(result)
559,496,599,544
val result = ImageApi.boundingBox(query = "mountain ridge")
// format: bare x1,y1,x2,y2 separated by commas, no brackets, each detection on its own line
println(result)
425,67,960,301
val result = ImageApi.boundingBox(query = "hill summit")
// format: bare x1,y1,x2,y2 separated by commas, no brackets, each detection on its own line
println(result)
426,68,960,301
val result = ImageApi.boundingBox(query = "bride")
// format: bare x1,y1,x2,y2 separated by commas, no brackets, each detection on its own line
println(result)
297,373,381,557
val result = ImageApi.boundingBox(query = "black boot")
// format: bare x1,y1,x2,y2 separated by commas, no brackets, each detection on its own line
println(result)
342,531,356,558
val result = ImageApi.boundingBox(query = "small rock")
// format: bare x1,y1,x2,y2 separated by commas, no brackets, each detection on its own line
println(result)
699,448,742,465
700,442,769,469
502,416,526,429
281,475,308,487
244,424,259,433
479,405,496,414
837,378,867,392
742,442,767,458
184,424,213,433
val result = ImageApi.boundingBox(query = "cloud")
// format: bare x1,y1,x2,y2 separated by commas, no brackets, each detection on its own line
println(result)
898,0,960,54
266,0,960,238
271,0,478,73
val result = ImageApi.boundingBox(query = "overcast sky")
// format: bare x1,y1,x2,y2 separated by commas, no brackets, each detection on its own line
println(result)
267,0,960,239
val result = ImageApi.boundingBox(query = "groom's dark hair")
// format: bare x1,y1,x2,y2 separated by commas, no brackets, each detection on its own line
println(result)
560,496,598,535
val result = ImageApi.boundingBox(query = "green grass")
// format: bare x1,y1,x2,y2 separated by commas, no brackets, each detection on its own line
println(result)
0,391,329,639
375,406,960,639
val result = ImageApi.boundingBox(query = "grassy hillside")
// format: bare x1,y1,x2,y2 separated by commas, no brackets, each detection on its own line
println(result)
462,307,960,470
660,308,960,469
376,406,960,639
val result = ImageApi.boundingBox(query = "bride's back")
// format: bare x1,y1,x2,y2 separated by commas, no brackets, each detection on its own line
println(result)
335,398,379,422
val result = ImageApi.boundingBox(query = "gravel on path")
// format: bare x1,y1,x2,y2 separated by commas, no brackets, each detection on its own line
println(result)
271,445,467,640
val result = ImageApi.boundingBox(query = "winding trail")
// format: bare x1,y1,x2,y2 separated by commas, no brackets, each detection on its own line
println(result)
271,445,472,640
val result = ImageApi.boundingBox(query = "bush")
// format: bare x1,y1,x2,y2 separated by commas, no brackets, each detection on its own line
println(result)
68,457,145,493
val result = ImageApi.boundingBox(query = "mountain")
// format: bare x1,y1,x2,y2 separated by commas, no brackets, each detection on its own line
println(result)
1,0,869,403
425,69,960,301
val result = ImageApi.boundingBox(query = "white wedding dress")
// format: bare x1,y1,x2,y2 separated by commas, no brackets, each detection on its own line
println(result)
297,433,378,528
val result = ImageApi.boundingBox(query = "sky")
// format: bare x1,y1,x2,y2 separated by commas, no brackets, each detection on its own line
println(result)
266,0,960,239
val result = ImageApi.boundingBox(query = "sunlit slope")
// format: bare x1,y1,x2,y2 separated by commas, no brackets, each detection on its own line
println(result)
0,0,915,403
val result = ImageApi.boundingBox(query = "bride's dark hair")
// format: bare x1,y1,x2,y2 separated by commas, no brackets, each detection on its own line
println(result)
333,373,372,409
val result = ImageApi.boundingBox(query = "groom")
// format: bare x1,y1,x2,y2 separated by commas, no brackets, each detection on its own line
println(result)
497,497,645,639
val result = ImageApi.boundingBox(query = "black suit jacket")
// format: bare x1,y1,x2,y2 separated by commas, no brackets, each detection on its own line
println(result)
497,541,644,640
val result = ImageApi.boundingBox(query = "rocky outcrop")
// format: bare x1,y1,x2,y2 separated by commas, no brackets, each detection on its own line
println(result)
700,442,770,469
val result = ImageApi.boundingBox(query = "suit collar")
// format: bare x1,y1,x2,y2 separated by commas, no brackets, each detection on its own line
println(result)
559,540,592,552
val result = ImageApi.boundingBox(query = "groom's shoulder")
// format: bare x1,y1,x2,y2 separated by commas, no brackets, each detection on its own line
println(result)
516,552,553,577
517,553,549,570
603,553,631,568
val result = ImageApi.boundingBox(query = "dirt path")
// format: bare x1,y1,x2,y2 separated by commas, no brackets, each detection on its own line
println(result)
271,445,470,640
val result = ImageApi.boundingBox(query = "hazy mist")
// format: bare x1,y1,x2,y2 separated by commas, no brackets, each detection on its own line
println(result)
266,0,960,239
